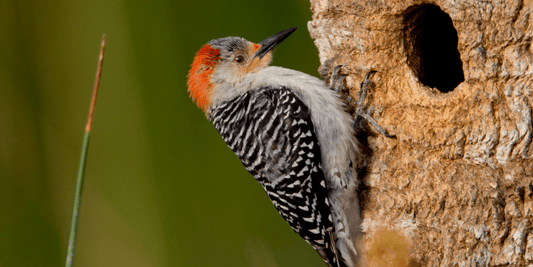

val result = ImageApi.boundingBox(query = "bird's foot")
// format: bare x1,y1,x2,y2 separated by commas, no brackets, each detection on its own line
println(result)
353,70,395,138
329,65,348,94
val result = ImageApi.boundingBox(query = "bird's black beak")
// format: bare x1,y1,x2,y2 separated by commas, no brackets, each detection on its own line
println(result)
254,27,297,59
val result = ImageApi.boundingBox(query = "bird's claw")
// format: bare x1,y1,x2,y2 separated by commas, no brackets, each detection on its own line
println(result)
352,69,396,138
329,65,348,94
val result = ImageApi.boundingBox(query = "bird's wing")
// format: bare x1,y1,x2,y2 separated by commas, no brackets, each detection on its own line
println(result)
211,87,345,267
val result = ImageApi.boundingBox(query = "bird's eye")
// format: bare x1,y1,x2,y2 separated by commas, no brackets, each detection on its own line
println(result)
234,55,244,63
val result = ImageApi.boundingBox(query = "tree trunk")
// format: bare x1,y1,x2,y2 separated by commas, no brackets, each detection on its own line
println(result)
308,0,533,266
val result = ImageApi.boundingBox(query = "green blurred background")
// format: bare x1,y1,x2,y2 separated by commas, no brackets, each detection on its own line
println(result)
0,0,323,266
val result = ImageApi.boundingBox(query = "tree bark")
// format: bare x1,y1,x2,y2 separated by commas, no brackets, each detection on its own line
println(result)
308,0,533,266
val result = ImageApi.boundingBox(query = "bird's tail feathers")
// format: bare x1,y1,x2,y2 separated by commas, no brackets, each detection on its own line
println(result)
315,229,347,267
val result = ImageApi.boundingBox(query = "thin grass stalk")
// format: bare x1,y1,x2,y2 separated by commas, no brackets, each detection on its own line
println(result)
65,34,106,267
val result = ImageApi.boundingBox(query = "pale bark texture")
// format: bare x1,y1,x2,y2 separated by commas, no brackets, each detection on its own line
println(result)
308,0,533,266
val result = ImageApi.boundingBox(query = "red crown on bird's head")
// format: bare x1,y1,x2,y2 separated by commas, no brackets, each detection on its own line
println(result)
187,44,221,113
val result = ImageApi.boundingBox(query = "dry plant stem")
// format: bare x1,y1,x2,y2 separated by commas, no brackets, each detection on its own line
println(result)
86,35,106,132
65,34,105,267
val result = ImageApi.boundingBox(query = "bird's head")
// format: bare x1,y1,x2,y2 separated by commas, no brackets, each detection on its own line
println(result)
187,27,297,114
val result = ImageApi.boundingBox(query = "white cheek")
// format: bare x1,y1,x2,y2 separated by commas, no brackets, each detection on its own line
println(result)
210,63,247,88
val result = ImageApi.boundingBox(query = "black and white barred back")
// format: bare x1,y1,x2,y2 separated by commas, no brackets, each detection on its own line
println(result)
210,87,345,267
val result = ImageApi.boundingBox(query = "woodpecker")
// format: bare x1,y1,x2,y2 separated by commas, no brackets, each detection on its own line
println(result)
187,27,393,267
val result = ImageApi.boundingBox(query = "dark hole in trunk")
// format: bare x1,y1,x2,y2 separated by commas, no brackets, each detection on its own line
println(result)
403,4,464,93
